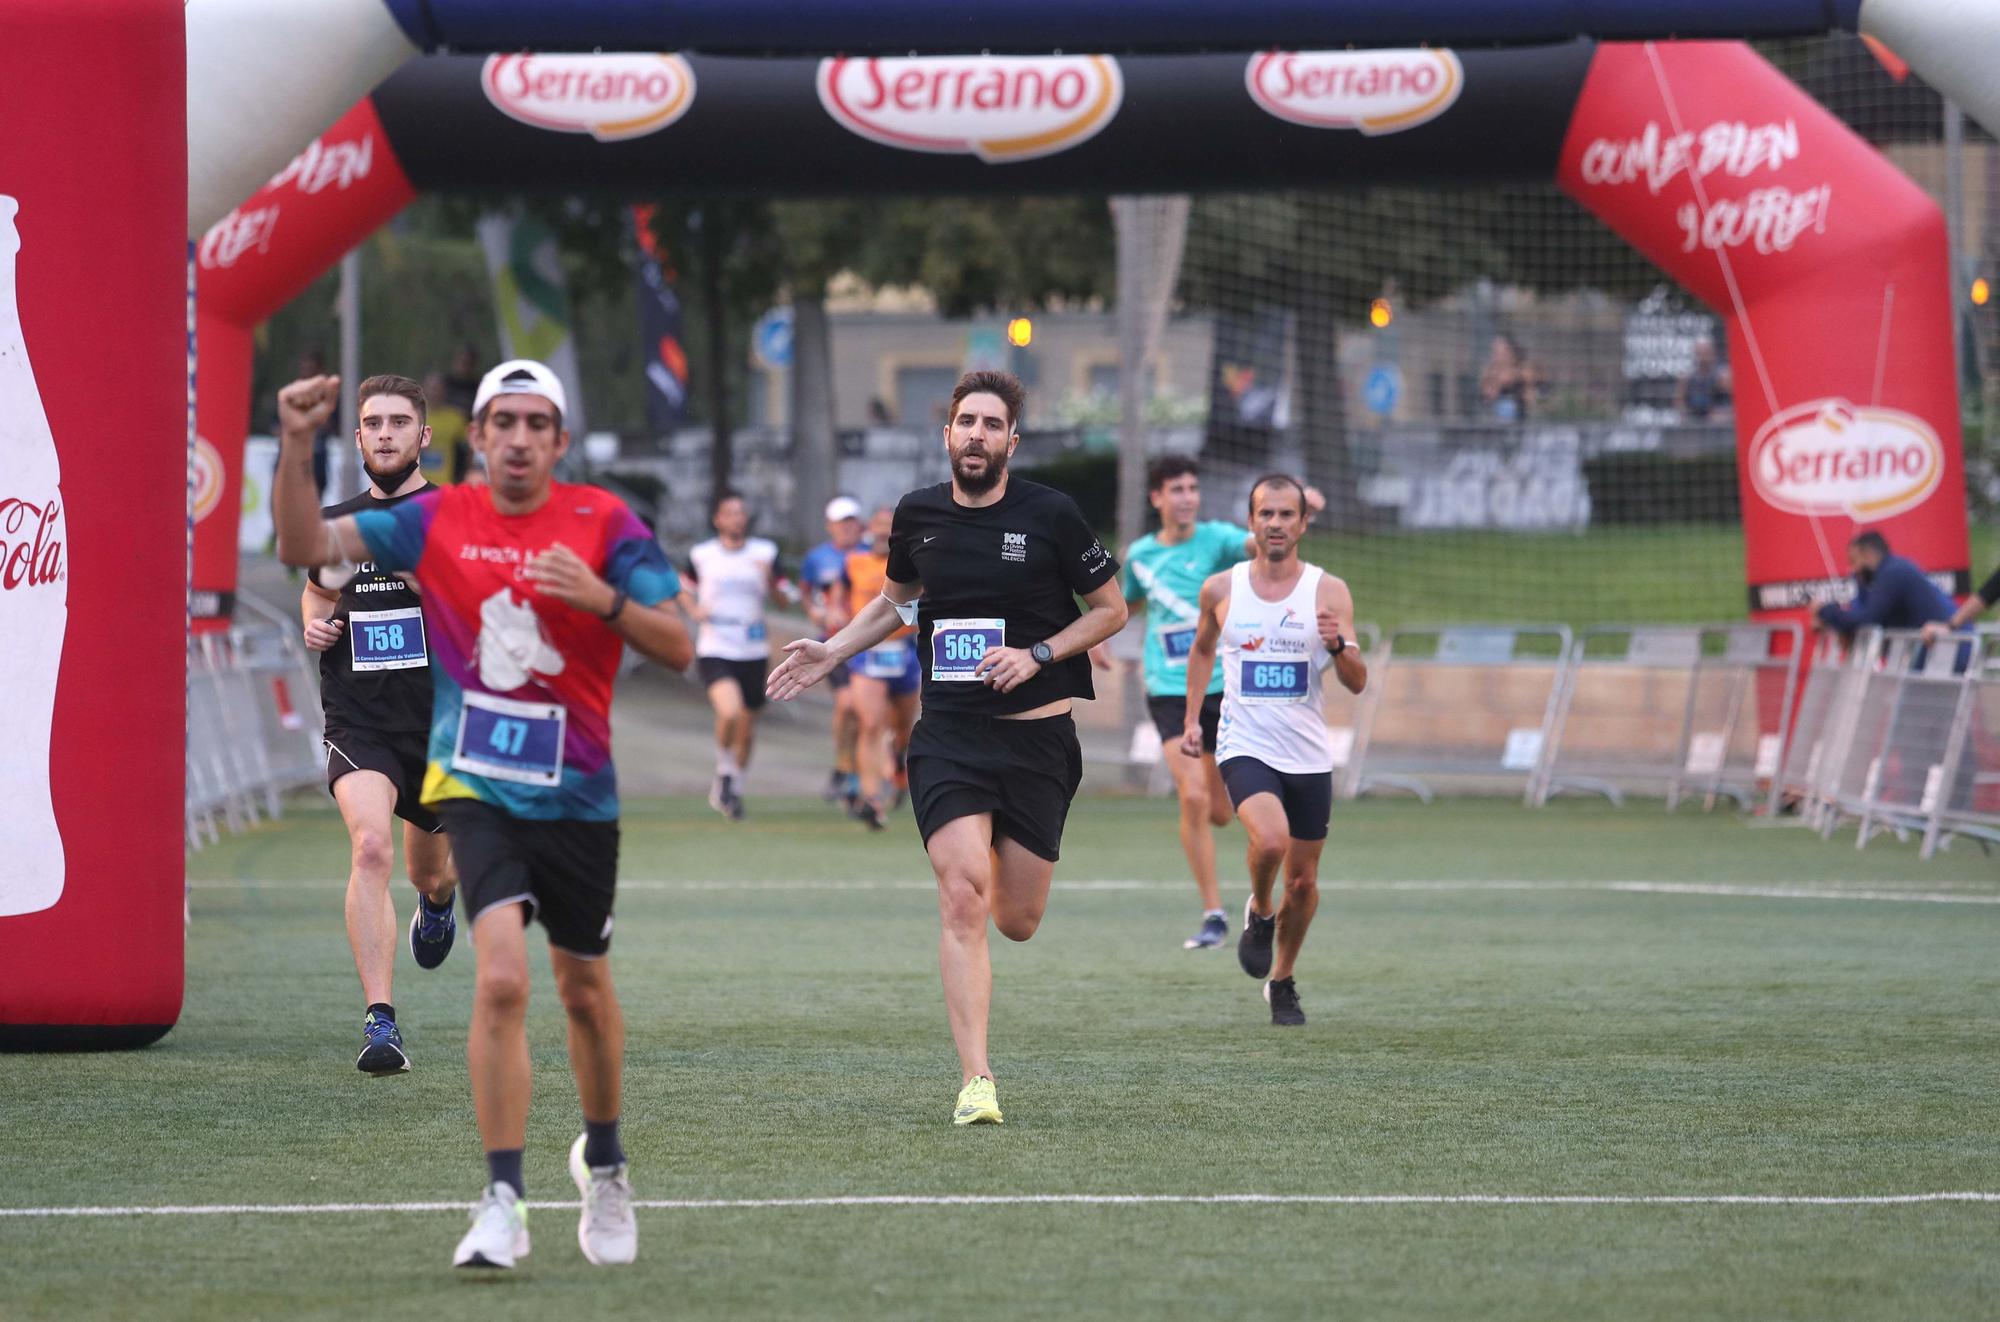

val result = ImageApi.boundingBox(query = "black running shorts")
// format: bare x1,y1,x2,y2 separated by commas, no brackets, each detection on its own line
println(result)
907,710,1083,863
696,655,769,712
324,726,443,834
1218,756,1334,842
1148,691,1222,754
436,800,620,958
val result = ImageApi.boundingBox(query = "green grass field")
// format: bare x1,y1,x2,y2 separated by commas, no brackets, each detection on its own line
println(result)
5,795,1998,1320
1295,523,2000,634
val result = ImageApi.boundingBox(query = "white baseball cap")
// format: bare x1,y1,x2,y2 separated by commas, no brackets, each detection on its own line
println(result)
824,496,863,522
473,359,568,421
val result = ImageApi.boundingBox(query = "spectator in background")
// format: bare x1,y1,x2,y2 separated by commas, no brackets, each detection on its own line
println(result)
1675,336,1732,423
1815,530,1955,639
423,370,473,483
1479,334,1543,423
442,343,481,416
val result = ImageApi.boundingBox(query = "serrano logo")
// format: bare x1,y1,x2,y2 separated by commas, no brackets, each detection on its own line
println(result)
191,436,224,523
482,53,696,142
1246,50,1462,134
816,55,1123,162
1749,399,1944,521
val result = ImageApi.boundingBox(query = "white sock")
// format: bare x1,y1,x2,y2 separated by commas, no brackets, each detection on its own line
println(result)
716,750,740,779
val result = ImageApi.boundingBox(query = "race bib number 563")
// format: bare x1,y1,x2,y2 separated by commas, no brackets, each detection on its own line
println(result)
930,617,1005,682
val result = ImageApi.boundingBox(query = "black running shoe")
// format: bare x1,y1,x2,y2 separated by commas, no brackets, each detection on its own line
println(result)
1237,897,1276,979
854,799,886,832
356,1010,409,1076
822,769,847,803
1265,977,1305,1027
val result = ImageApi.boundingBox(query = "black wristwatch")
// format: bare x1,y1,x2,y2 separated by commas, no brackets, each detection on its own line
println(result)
600,588,629,622
1330,633,1347,656
1030,641,1054,665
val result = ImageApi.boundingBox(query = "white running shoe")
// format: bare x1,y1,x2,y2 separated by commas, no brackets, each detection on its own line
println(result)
569,1133,638,1265
453,1181,530,1269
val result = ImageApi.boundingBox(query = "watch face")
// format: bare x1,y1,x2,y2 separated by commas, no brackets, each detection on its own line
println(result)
1032,643,1053,663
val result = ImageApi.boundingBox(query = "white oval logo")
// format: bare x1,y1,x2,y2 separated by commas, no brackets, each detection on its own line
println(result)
1246,50,1462,135
816,55,1123,163
482,53,696,143
1749,399,1944,521
192,435,224,524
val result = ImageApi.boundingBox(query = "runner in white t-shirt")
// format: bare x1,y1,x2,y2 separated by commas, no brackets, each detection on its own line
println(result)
679,490,784,820
1182,474,1367,1028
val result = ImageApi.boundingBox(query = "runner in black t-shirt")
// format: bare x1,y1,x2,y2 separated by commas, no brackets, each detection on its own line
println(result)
768,370,1127,1126
300,374,458,1078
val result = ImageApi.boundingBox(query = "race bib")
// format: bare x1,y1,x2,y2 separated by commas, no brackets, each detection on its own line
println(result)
746,619,768,643
451,691,567,787
1160,625,1196,661
930,617,1005,682
349,607,427,673
1239,658,1307,703
860,642,913,681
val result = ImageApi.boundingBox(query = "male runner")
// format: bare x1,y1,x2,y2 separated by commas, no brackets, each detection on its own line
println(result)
681,491,780,820
845,504,921,830
800,496,867,811
300,373,457,1076
1182,474,1366,1027
769,370,1127,1124
1091,456,1323,950
273,359,693,1270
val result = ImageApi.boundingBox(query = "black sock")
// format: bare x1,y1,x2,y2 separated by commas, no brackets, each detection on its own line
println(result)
367,1002,395,1023
421,891,452,914
583,1118,624,1169
487,1149,524,1197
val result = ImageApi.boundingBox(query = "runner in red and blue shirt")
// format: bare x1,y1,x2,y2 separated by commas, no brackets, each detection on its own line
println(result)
273,359,691,1273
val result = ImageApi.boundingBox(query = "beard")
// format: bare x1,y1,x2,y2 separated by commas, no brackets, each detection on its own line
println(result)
951,443,1008,496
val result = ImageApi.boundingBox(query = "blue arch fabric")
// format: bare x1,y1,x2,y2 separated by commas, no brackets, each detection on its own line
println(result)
381,0,1860,55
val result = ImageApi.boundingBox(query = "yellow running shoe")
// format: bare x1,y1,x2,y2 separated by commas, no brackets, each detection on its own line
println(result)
953,1075,1003,1126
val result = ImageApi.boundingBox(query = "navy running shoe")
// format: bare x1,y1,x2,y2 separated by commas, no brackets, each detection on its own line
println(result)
1238,896,1276,979
409,894,456,970
1183,913,1228,950
356,1011,409,1077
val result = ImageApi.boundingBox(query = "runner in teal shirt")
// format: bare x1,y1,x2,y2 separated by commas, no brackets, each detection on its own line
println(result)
1091,457,1321,950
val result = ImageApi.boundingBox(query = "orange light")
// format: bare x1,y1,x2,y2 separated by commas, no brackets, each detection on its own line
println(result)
1974,278,1991,307
1006,316,1034,347
1368,298,1393,329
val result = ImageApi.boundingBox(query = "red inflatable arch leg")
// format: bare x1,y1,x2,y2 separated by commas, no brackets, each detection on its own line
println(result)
0,0,188,1049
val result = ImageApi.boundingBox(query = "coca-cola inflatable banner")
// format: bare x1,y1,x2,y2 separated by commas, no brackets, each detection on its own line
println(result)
0,0,186,1048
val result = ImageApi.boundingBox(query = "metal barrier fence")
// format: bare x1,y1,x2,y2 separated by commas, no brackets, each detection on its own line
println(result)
186,594,324,849
1344,624,1572,805
1532,622,1802,810
1923,631,2000,857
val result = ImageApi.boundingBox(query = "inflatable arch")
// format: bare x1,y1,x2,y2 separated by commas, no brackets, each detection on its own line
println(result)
2,0,1969,1047
196,40,1967,631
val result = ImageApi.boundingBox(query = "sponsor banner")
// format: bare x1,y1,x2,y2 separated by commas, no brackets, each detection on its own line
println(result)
478,211,588,435
1748,568,1967,615
816,55,1123,162
1246,49,1463,135
630,206,688,433
1558,41,1967,626
190,313,253,632
197,98,418,325
0,0,185,1043
369,47,1593,194
482,52,695,141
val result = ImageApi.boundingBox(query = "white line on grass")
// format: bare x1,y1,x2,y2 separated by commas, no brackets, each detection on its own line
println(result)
186,878,2000,905
4,1193,1997,1218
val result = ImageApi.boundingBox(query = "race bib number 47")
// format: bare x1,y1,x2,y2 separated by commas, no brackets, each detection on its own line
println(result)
930,617,1005,682
452,691,567,787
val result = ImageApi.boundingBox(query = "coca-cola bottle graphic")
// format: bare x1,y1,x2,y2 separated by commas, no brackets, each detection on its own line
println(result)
0,195,67,918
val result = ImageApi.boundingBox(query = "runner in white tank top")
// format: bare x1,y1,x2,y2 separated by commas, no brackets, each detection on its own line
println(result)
1183,474,1367,1028
1214,559,1333,772
678,493,786,821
